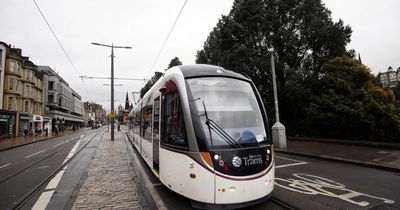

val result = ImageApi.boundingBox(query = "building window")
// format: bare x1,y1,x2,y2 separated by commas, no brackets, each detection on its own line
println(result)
9,61,16,72
26,71,32,81
48,94,54,103
8,97,14,110
15,80,19,92
24,101,29,113
48,81,54,90
15,98,19,111
24,84,31,97
9,78,14,91
389,73,396,82
0,49,3,65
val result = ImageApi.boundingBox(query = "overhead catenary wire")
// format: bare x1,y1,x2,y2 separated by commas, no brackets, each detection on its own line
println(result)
32,0,92,101
145,0,188,82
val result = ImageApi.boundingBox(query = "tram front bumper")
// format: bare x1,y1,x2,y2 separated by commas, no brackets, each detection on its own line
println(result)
214,166,275,204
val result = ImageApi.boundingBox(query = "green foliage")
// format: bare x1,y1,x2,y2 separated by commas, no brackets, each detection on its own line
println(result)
116,110,124,122
140,57,183,99
168,57,182,69
140,72,163,98
140,57,182,98
300,57,400,141
196,0,400,141
196,0,352,120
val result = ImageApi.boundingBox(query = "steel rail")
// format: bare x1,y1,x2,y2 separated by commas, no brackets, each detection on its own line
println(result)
9,130,104,210
0,133,86,184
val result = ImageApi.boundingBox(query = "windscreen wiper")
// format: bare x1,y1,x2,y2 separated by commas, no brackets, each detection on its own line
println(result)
201,101,241,148
202,100,213,146
206,119,242,149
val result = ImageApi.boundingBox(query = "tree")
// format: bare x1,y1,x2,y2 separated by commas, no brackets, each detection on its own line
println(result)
196,0,352,122
168,57,182,69
140,57,183,98
303,57,400,141
140,72,163,98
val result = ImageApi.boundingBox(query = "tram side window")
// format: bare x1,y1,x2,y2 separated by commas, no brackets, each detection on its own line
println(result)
142,105,153,142
161,83,188,149
133,111,141,135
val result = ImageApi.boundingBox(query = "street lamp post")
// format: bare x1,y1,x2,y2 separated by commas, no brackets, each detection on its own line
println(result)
92,42,132,141
269,48,287,149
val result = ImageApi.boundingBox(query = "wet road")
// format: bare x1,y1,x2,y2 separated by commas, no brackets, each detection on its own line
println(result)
125,134,400,210
0,129,101,209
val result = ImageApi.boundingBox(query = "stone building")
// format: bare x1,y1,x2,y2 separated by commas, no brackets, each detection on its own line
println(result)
0,43,45,138
0,42,6,109
83,102,104,126
377,66,400,88
38,66,84,132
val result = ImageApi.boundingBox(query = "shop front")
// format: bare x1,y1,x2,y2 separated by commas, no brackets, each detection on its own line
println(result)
18,113,30,136
43,117,52,134
0,110,16,139
32,115,43,133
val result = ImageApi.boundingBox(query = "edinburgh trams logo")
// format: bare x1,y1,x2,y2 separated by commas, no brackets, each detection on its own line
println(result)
232,156,242,167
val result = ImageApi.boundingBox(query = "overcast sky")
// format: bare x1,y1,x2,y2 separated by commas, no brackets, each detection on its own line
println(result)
1,0,399,111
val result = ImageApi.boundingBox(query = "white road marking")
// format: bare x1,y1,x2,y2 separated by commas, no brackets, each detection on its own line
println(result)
0,163,11,169
275,155,309,168
46,169,65,190
53,142,65,147
31,190,54,210
275,162,308,168
275,173,395,207
276,155,305,163
32,139,82,209
25,150,46,158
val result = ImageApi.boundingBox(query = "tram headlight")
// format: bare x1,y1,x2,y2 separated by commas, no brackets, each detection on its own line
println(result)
265,145,274,166
214,154,220,160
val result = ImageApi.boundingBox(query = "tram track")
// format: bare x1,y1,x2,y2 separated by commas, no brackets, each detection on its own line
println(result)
5,130,104,210
0,132,86,185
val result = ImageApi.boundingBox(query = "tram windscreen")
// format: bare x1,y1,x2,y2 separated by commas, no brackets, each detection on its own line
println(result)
187,77,268,148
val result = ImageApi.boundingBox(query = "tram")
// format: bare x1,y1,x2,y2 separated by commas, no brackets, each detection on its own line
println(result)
127,64,274,208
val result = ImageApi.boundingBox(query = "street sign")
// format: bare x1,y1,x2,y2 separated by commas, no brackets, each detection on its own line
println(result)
109,112,115,119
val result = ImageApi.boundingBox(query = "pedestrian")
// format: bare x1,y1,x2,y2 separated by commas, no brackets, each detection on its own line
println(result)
72,125,76,132
24,128,28,138
45,127,48,136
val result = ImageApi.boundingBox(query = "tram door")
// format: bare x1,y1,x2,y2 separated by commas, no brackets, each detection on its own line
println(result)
152,96,160,173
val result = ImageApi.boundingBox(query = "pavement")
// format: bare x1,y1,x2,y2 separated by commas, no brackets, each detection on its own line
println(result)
71,130,145,209
0,127,91,151
2,127,399,172
276,138,400,172
2,127,400,172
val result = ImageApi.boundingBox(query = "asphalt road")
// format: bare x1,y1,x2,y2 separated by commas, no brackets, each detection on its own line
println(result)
2,129,399,210
273,154,399,210
0,129,100,209
125,135,400,210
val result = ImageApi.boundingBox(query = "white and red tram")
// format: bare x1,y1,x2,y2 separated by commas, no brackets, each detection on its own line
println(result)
127,64,274,209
